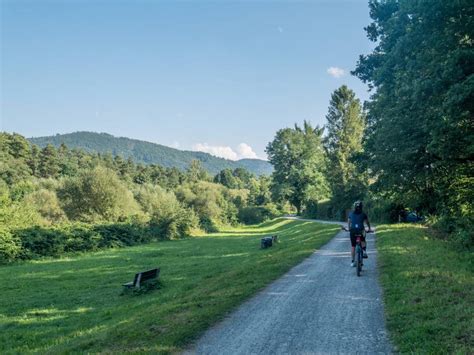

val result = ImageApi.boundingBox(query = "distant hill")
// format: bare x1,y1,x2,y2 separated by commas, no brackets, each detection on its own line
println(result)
28,132,273,176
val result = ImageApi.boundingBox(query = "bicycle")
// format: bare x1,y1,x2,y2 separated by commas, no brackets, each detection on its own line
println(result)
342,227,374,277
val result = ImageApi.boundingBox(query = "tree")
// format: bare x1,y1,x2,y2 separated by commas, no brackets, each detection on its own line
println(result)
39,144,60,178
0,133,32,184
214,169,238,189
266,121,329,214
149,188,198,239
186,160,210,182
28,145,40,177
353,0,474,231
57,166,140,222
24,189,67,223
324,85,368,219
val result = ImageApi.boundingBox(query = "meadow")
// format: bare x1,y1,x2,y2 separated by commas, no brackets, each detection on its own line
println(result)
377,224,473,353
0,218,338,354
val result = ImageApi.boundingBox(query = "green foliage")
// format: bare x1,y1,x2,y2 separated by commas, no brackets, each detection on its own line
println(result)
186,159,211,182
214,168,239,188
0,183,43,263
13,222,155,259
266,120,329,214
0,183,42,231
238,204,278,224
148,188,198,239
324,85,368,219
39,144,60,178
57,166,141,222
175,181,238,230
29,131,273,175
24,189,67,224
0,227,22,264
0,133,32,184
353,0,474,241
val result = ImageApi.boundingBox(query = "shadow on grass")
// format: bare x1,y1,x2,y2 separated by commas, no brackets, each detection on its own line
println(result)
0,219,339,353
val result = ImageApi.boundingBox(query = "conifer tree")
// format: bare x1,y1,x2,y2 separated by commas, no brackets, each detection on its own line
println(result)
324,85,367,219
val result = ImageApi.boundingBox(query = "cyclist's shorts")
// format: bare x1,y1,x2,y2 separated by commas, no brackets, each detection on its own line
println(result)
350,230,366,247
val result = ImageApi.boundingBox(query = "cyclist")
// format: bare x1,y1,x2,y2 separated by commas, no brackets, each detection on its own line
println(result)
348,201,372,267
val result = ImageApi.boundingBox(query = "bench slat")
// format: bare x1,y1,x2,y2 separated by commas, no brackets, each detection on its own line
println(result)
123,268,160,289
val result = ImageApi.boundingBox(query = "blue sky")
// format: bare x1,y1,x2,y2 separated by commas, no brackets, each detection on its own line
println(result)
1,0,373,160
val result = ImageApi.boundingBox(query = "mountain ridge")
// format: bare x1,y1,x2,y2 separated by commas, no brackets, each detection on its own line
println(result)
28,131,273,176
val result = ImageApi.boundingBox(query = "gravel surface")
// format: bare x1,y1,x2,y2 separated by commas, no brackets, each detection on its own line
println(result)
185,220,393,354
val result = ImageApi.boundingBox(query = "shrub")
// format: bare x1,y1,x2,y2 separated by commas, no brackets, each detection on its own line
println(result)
149,189,198,239
24,189,67,224
57,166,141,222
19,227,67,258
176,181,242,229
0,227,22,263
134,184,172,219
303,199,336,220
12,222,155,259
238,205,278,225
93,223,152,247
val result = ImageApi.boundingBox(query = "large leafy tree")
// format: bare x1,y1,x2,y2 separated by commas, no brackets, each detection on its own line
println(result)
57,166,140,222
353,0,474,223
324,85,367,219
266,121,328,214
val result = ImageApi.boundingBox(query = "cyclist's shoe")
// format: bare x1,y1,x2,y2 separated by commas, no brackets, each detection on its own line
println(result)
363,251,368,258
351,261,355,267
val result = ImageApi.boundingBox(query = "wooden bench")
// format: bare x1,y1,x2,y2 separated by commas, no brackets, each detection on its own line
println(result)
261,236,273,249
123,268,160,289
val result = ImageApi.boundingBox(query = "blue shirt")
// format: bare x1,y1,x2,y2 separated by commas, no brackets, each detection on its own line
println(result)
349,211,367,231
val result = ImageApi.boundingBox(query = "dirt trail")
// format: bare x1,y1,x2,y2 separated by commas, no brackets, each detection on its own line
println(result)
185,219,393,354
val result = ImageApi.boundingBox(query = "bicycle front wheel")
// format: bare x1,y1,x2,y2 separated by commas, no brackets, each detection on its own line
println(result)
355,245,362,276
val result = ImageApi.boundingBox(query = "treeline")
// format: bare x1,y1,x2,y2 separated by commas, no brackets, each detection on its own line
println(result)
266,0,473,249
0,133,283,262
266,87,367,221
29,131,273,175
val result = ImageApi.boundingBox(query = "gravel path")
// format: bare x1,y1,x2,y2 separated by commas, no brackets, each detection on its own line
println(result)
185,220,393,354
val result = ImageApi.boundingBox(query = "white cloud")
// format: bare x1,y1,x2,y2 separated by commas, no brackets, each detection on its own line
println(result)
277,26,284,33
237,143,258,159
193,143,238,160
192,142,259,160
327,66,345,78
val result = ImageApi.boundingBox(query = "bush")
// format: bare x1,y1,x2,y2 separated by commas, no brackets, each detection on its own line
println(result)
93,223,152,247
149,188,198,239
57,166,141,222
303,199,337,220
19,227,67,258
238,205,278,225
24,189,67,224
63,224,101,252
0,227,22,263
12,222,156,259
176,182,235,231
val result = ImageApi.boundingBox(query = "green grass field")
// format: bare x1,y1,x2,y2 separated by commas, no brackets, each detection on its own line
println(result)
377,224,474,354
0,218,338,354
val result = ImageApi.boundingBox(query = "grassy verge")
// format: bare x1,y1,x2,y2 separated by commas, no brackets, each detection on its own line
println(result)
0,218,338,354
376,224,473,353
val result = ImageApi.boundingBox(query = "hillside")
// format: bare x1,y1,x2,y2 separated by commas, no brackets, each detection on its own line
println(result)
28,132,273,175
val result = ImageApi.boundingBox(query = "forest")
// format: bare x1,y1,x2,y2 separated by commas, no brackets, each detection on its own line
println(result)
0,132,283,262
